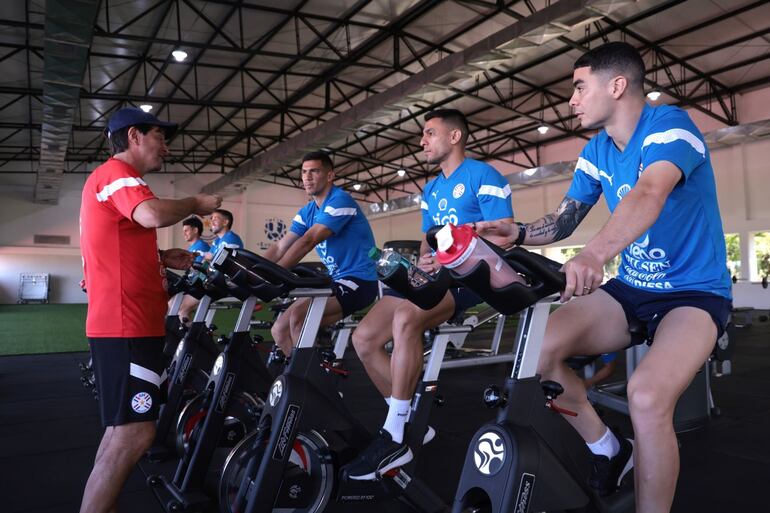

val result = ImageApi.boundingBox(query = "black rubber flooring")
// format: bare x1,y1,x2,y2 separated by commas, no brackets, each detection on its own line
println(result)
2,315,769,513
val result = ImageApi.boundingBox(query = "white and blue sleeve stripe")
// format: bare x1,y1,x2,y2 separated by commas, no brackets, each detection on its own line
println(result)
641,128,705,158
477,184,511,199
575,157,601,181
323,206,356,217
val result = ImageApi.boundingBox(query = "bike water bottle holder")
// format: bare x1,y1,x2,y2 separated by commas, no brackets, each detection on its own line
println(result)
448,246,565,315
183,264,232,301
379,265,454,310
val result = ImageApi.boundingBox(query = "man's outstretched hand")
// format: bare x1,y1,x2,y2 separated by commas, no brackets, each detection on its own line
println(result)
162,248,195,270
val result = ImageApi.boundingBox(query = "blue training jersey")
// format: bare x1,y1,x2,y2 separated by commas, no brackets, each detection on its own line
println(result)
290,185,377,281
187,239,210,262
210,230,244,256
421,158,513,232
566,103,731,299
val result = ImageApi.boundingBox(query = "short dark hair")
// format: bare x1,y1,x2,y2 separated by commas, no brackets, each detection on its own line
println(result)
182,216,203,235
214,209,234,229
301,151,334,171
106,124,154,155
574,42,645,92
424,109,469,146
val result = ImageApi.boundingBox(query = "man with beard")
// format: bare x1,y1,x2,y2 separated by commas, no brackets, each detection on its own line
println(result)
475,42,731,512
264,151,378,356
345,109,515,479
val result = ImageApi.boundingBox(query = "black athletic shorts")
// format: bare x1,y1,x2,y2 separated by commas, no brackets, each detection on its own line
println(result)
382,286,483,318
332,277,378,317
600,278,732,345
88,337,166,427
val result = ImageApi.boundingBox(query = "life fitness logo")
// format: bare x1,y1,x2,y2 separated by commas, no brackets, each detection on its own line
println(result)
474,431,505,475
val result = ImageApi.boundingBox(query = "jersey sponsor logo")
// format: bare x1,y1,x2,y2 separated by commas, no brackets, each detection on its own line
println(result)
433,208,458,226
473,431,505,475
438,198,448,211
314,240,338,275
623,234,673,289
131,392,152,414
452,183,465,199
617,184,631,200
265,217,287,241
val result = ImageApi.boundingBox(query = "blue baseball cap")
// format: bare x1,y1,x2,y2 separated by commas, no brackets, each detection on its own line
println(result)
105,107,178,139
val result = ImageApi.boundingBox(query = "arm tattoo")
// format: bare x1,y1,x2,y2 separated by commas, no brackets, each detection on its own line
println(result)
523,196,592,245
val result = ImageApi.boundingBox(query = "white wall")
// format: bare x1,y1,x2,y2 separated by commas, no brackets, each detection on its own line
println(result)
2,86,770,305
0,172,312,303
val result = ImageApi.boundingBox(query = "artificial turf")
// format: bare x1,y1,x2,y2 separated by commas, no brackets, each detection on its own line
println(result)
0,303,275,356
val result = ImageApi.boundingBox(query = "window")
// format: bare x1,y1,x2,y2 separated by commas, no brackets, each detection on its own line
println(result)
554,246,619,283
725,233,741,280
603,255,621,282
560,246,581,261
754,231,770,280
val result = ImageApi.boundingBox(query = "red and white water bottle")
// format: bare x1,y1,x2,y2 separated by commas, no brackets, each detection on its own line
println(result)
435,223,525,288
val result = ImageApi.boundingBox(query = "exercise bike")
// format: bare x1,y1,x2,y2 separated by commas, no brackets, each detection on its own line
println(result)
447,246,634,513
148,256,275,512
148,264,234,460
211,247,452,513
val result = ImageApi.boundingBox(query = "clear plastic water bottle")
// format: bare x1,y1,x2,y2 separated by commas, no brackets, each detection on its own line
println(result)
435,223,525,288
368,247,430,286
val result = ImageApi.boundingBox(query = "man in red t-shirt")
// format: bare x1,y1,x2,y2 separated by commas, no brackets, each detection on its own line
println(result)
79,107,222,513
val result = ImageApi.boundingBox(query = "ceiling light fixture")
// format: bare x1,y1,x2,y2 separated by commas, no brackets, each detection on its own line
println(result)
171,49,188,62
397,168,406,177
353,183,362,191
537,125,549,135
646,90,661,101
139,104,153,113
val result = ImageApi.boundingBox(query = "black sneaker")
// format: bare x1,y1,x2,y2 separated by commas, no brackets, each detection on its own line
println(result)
589,431,634,496
343,429,413,481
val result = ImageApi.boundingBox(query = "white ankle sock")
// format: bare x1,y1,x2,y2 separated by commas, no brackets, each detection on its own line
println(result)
382,398,411,444
587,427,620,458
384,396,391,406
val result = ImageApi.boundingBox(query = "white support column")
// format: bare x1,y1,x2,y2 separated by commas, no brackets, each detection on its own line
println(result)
740,230,752,281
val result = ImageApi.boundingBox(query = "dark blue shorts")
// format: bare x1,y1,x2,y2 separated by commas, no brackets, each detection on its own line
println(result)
600,278,732,345
88,337,166,427
332,277,378,317
382,286,483,318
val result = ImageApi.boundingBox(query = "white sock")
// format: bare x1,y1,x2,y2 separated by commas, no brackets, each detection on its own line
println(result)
384,396,391,406
382,398,411,444
587,427,620,458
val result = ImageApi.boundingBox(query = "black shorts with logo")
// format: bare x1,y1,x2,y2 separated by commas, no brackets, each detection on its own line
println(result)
332,277,378,317
600,278,732,345
382,286,483,318
88,337,166,427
